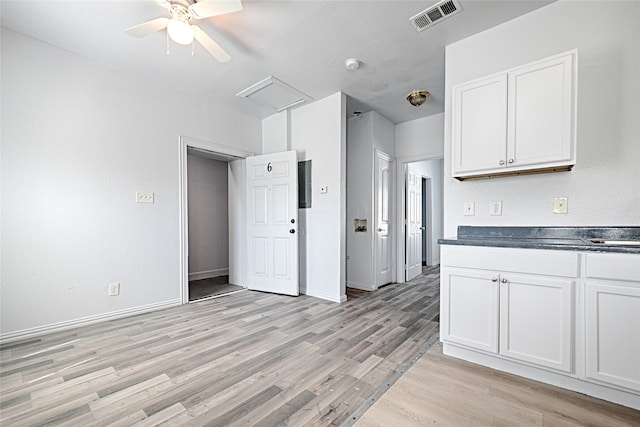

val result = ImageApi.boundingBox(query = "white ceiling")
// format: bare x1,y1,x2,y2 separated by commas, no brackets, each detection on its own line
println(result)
0,0,554,124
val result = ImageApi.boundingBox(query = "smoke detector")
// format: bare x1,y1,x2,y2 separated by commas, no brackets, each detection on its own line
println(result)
409,0,462,32
345,58,360,71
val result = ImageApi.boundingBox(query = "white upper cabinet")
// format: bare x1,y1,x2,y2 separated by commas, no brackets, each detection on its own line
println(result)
452,50,577,179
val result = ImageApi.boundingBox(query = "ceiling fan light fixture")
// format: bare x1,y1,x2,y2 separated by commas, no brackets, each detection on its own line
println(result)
406,90,430,106
167,18,193,45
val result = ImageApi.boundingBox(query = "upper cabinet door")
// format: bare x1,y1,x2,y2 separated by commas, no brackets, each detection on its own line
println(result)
452,74,508,175
507,54,575,168
451,50,577,180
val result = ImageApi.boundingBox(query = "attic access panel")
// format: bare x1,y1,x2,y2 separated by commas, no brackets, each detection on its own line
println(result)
236,76,312,112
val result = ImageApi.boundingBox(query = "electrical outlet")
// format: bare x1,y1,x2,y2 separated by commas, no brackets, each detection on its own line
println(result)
108,282,120,296
463,202,475,216
490,200,503,216
136,191,154,204
553,197,569,214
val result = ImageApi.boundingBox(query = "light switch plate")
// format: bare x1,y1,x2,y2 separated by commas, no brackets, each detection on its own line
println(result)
553,197,568,214
463,202,475,216
490,200,502,216
320,186,328,194
136,191,154,204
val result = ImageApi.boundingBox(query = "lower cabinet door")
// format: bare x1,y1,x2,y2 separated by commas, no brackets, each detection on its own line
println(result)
499,274,574,372
441,268,499,353
585,281,640,392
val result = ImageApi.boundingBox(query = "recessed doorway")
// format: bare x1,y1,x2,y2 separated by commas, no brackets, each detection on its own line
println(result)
178,136,254,304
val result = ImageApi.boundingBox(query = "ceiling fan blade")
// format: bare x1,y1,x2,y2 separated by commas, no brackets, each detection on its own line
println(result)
191,25,231,63
125,17,169,38
155,0,172,10
189,0,242,19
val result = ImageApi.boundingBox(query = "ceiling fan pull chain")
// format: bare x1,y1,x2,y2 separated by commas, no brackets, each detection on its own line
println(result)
166,30,170,55
192,40,195,56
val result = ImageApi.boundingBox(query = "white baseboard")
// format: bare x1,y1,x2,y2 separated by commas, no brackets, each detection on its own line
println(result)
189,268,229,281
347,281,377,291
302,288,346,303
0,299,182,344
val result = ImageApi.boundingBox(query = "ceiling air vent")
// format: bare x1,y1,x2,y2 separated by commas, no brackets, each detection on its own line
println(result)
409,0,463,32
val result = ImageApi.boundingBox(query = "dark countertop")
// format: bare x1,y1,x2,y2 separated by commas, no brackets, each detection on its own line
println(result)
438,226,640,254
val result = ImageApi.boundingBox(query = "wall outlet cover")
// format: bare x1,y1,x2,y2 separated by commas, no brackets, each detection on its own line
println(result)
463,202,475,216
108,282,120,296
553,197,569,214
490,200,503,216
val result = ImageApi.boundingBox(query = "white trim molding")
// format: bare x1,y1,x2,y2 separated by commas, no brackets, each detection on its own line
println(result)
347,281,377,291
0,299,182,344
188,268,230,281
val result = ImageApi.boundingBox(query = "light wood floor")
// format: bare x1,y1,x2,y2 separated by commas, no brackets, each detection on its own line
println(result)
4,265,637,426
0,266,440,426
356,342,640,427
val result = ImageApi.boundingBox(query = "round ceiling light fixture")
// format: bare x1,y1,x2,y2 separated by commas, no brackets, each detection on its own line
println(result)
167,17,194,45
345,58,360,71
406,90,430,107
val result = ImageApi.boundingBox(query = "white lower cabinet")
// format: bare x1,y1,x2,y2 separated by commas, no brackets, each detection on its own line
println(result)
584,253,640,393
499,274,573,372
441,246,640,409
441,265,573,372
441,268,499,353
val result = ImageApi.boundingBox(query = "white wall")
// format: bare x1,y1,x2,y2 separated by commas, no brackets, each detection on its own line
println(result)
410,159,444,265
346,111,396,289
187,154,229,280
290,93,347,302
346,114,375,288
262,111,289,154
0,30,261,339
443,1,640,236
396,113,445,161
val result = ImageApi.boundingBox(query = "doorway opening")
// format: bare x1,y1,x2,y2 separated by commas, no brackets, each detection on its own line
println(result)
396,156,444,284
178,136,254,304
186,151,242,301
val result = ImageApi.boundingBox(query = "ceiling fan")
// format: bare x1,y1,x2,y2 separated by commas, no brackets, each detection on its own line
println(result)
124,0,242,63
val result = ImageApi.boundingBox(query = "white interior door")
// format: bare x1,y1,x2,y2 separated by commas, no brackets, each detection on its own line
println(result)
246,151,299,296
406,165,422,281
375,151,393,287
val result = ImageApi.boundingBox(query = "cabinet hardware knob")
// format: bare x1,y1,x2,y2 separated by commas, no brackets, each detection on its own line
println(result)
491,277,498,282
501,278,508,283
499,160,505,165
508,159,514,164
291,219,295,224
289,229,295,234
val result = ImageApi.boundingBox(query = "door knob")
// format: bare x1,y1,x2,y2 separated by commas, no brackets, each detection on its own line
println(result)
289,229,295,234
378,228,384,232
